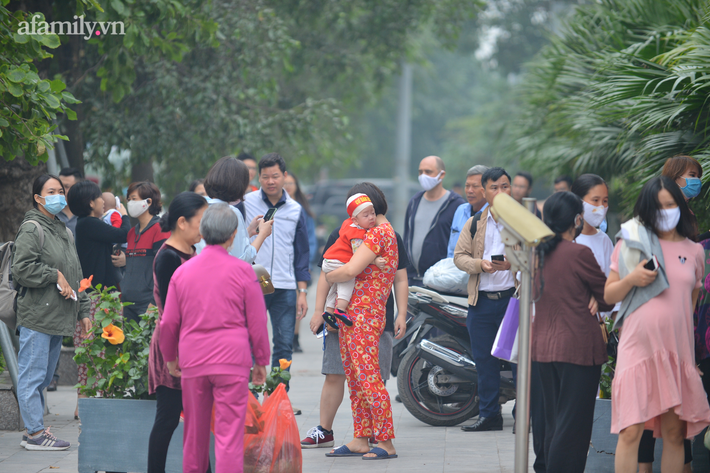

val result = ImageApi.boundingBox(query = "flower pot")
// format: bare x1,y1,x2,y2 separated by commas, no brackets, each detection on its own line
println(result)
78,397,183,473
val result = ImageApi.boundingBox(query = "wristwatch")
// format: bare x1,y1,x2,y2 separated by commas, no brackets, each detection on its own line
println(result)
298,288,308,294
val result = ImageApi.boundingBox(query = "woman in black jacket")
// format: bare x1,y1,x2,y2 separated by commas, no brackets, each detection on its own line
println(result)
67,180,130,418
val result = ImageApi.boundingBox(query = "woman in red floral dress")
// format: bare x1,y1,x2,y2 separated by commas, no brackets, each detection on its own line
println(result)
325,183,399,460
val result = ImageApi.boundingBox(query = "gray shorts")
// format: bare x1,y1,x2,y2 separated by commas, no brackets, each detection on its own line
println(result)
321,329,393,381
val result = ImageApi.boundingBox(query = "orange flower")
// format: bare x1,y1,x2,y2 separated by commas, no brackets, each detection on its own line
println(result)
279,359,292,370
78,275,93,293
101,324,125,345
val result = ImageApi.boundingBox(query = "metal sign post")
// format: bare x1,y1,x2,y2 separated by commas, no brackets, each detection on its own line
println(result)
513,198,537,473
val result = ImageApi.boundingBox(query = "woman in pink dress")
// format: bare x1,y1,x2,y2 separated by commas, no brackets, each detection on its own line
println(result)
605,176,710,473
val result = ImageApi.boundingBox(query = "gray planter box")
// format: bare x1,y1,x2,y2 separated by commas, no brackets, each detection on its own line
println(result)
586,398,709,472
78,398,183,473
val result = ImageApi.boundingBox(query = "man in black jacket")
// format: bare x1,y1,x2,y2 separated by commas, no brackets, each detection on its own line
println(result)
404,155,466,286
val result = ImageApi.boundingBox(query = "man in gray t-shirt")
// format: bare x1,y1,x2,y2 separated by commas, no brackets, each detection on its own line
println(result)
404,156,466,285
411,191,449,269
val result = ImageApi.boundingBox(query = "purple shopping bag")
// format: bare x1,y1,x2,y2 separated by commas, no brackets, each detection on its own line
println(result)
491,297,519,363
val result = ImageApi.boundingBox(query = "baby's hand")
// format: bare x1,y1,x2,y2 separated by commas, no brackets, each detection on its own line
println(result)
374,256,386,270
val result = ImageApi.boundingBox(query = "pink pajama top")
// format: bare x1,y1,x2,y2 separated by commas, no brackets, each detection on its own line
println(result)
159,245,270,378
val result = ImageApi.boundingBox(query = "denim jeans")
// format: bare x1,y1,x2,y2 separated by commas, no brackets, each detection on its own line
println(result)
467,296,514,419
17,326,63,434
263,289,296,369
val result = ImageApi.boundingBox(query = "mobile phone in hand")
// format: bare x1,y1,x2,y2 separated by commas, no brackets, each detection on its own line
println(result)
643,255,659,272
112,244,122,256
263,207,277,222
491,254,505,262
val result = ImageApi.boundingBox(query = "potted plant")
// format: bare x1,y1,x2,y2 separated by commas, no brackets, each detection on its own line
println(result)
74,284,185,473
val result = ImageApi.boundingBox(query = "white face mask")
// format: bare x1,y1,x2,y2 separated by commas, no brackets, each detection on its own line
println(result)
582,201,608,228
127,199,150,218
419,171,443,191
656,207,681,233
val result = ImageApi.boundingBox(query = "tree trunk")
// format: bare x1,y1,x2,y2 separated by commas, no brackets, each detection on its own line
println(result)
131,159,154,183
0,160,48,242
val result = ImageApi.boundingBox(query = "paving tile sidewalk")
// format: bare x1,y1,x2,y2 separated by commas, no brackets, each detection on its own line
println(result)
0,285,535,472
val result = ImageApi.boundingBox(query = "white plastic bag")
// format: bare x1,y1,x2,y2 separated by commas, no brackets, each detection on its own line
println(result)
422,258,469,295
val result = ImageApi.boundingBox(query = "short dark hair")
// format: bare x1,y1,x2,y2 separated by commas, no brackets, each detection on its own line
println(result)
538,191,583,256
347,182,388,216
237,152,257,164
515,171,533,188
32,174,65,209
188,179,205,192
159,192,208,232
258,153,286,174
204,156,249,202
634,176,695,238
481,167,511,188
67,179,102,217
59,167,83,180
554,175,573,187
127,181,163,216
571,174,607,200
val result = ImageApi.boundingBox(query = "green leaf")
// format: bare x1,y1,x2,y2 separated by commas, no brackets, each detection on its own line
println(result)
111,0,127,16
38,34,60,49
65,108,77,120
0,117,9,127
13,33,29,44
38,81,50,93
7,83,23,97
50,79,66,93
7,69,26,83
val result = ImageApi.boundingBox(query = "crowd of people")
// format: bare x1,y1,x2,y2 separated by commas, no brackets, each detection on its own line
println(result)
8,150,710,473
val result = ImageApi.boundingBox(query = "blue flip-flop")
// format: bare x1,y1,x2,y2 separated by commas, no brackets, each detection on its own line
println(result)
325,445,365,457
362,447,398,460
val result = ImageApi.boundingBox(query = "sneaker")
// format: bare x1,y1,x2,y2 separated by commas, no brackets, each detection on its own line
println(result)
20,434,28,447
333,308,353,327
24,428,70,451
301,425,334,449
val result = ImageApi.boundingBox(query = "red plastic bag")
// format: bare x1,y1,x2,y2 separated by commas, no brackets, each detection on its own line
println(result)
243,384,302,473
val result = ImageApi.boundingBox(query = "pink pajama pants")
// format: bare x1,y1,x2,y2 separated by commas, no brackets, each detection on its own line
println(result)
181,373,249,473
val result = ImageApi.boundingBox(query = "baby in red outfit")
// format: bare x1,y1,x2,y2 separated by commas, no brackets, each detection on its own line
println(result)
320,193,385,328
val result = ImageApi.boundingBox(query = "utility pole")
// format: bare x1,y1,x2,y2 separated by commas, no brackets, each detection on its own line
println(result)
393,62,412,234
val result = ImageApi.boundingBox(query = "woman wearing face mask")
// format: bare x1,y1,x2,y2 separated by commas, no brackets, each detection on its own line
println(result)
120,182,171,324
147,192,210,473
637,156,704,473
531,191,614,473
11,175,92,451
605,176,710,473
68,179,130,418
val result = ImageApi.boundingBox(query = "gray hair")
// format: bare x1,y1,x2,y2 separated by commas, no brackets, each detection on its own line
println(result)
200,203,239,245
467,165,489,177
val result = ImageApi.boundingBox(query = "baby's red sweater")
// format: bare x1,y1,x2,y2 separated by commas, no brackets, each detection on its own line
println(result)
323,218,367,263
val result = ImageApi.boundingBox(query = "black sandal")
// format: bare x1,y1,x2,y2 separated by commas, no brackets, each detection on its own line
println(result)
322,311,339,329
333,309,353,327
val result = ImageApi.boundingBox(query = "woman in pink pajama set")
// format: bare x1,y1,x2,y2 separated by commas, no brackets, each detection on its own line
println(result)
160,203,270,473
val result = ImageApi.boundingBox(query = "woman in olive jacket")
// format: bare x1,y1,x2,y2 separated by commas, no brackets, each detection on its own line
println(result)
11,174,91,451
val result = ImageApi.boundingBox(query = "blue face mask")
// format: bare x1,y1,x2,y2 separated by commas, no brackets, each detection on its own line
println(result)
680,177,702,199
38,194,67,215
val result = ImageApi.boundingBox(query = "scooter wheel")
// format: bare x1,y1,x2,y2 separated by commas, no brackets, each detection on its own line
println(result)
396,335,479,426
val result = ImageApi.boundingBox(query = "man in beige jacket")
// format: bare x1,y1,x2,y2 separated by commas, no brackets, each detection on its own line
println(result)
454,167,517,432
